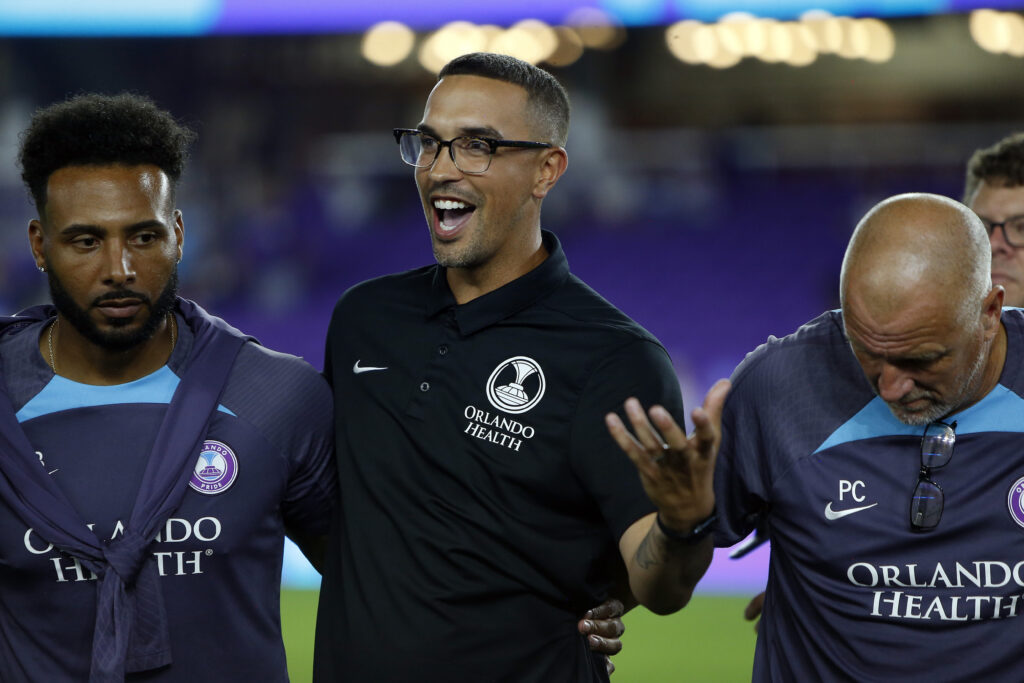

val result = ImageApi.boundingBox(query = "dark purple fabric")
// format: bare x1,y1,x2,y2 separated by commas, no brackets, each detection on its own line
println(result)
0,298,249,682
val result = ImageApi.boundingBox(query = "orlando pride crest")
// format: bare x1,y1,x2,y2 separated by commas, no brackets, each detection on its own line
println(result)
189,440,238,495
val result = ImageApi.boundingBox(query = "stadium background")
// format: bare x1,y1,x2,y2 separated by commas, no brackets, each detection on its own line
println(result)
3,2,1023,679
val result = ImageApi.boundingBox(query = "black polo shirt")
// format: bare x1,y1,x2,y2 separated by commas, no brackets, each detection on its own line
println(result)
314,231,685,683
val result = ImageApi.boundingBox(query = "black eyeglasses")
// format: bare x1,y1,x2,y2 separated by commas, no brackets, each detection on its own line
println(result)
981,216,1024,248
393,128,552,175
909,420,956,531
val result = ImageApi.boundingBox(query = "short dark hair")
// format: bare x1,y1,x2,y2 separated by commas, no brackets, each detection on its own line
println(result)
438,52,570,147
964,132,1024,204
18,92,196,213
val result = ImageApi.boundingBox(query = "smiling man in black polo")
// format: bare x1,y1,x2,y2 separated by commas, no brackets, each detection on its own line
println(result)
313,52,716,682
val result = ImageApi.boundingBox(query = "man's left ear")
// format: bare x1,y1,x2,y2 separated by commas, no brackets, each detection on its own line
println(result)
533,148,568,199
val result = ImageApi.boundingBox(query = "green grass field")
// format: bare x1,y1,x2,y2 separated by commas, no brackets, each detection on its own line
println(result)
282,590,756,682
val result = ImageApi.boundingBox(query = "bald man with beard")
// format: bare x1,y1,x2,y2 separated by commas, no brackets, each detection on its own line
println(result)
611,193,1024,681
742,136,1024,636
840,195,1004,427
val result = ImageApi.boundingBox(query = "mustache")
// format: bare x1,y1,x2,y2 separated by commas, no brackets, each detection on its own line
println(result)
91,290,150,306
900,395,927,404
886,392,935,413
427,182,479,204
899,390,934,404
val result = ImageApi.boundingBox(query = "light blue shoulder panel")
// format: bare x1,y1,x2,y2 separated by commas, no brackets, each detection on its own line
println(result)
16,365,235,423
813,384,1024,454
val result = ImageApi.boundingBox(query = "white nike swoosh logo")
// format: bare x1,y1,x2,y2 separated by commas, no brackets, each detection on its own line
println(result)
353,360,388,374
824,502,878,520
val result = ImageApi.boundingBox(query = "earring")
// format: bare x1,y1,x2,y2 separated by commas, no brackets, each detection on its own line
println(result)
38,266,45,273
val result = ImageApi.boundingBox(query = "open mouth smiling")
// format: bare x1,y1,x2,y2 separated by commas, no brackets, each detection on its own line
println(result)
433,197,476,234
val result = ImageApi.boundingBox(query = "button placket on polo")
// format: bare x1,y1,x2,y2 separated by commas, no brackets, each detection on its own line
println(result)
404,311,459,420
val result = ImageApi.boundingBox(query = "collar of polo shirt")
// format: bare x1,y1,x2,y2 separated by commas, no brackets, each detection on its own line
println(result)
426,230,571,336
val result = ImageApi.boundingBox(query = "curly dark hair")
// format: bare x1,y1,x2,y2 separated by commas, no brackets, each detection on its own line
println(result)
964,132,1024,204
18,92,196,213
438,52,570,147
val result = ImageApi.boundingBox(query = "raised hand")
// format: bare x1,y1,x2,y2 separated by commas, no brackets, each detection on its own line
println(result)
606,379,730,531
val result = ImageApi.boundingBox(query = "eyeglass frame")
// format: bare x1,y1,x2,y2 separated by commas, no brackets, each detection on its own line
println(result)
909,420,957,532
980,214,1024,248
393,128,553,175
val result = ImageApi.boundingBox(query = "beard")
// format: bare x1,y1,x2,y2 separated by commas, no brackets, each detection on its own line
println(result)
429,210,530,271
433,237,485,269
47,267,179,353
886,343,989,426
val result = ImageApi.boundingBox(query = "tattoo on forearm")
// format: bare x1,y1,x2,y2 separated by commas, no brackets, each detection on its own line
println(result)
635,527,689,569
635,530,660,569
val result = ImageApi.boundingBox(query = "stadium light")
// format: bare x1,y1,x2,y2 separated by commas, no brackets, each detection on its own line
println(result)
361,21,415,66
547,26,585,66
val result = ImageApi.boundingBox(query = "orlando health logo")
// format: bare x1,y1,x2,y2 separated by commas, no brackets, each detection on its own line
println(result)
464,356,545,452
189,440,238,495
486,356,545,414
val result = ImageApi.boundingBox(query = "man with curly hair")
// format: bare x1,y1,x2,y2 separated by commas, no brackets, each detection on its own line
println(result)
1,92,336,682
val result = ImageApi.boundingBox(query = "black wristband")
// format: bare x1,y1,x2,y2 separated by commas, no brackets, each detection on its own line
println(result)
656,511,717,545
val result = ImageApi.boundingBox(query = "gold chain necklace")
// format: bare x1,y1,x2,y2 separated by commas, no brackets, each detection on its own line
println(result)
47,314,177,374
47,318,56,372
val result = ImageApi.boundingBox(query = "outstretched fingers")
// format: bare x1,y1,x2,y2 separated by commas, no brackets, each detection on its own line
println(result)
606,398,669,473
624,397,669,453
647,404,688,451
605,411,646,467
607,381,730,483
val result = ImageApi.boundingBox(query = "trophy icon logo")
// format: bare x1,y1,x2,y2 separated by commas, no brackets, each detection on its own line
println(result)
188,440,239,495
486,356,546,414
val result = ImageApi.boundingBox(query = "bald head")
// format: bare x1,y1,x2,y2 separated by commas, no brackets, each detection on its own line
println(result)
840,193,1005,425
840,193,991,324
